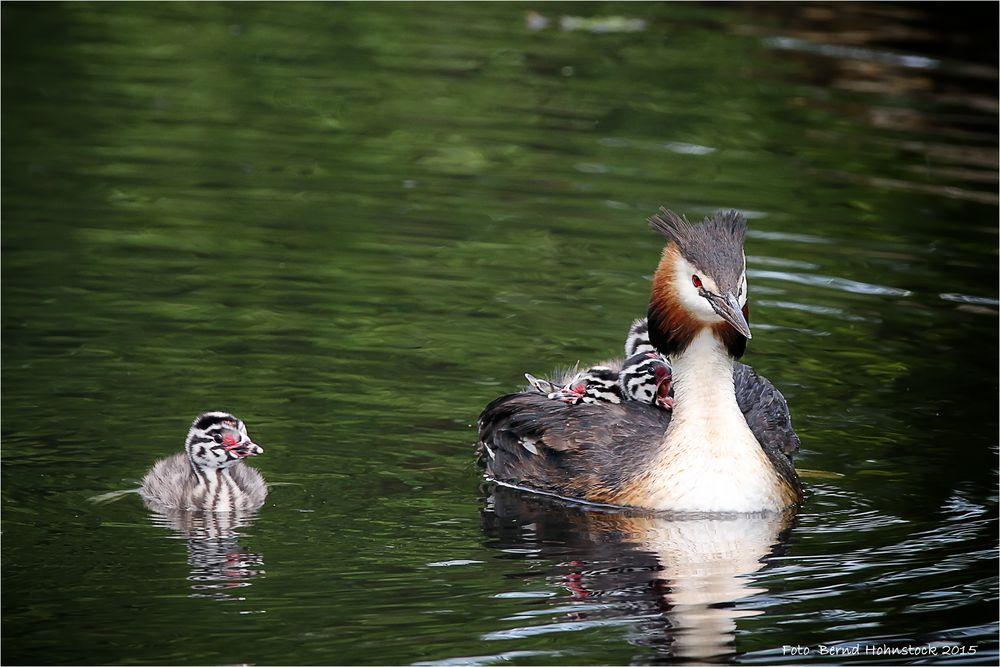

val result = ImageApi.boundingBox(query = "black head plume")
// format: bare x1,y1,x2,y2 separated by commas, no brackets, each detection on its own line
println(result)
648,208,747,293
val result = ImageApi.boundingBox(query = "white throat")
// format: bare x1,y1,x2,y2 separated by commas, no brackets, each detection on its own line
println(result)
670,329,744,430
646,329,788,512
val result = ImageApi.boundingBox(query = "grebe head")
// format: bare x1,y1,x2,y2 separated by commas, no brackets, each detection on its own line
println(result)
620,351,673,410
185,412,263,470
547,366,622,405
647,209,751,358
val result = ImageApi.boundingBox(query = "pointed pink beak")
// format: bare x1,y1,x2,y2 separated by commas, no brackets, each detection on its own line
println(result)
224,436,263,457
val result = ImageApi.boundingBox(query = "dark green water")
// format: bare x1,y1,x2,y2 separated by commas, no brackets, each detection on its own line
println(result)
3,3,997,665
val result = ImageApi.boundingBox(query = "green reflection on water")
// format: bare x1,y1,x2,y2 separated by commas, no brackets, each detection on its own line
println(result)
3,2,997,665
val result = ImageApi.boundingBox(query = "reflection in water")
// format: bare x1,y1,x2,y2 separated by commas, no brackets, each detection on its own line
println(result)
481,486,795,661
148,510,264,602
2,1,996,663
739,2,999,206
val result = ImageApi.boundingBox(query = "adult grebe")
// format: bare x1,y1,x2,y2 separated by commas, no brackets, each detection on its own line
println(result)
477,209,802,513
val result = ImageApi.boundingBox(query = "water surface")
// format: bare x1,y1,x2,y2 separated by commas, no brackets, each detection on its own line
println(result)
3,3,997,665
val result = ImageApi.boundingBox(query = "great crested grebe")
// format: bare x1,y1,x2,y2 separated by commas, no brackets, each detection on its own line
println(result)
477,209,802,513
140,412,267,512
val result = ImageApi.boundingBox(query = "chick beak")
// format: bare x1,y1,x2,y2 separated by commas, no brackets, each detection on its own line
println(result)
710,292,752,339
224,435,263,457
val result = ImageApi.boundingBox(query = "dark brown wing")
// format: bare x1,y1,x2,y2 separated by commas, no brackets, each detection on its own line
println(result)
477,392,671,504
479,361,803,505
734,363,803,500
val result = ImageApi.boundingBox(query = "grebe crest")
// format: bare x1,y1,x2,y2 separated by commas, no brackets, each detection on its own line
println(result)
648,209,750,359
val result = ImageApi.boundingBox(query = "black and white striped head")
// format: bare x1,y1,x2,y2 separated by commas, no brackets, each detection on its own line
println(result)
620,352,673,410
624,317,657,358
185,412,263,470
549,366,622,405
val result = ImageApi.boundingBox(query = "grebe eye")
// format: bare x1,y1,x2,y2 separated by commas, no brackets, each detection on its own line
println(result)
692,274,702,288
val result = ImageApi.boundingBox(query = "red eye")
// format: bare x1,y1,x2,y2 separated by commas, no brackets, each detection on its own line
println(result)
692,275,702,288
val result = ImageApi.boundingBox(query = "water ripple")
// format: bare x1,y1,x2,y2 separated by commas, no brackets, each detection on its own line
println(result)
749,269,912,297
747,230,832,244
747,254,820,270
939,292,999,306
663,141,716,156
425,559,484,567
483,616,647,641
756,299,868,321
413,650,562,666
762,35,939,69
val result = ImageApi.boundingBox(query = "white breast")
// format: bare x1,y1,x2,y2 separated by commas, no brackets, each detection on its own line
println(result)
642,330,790,512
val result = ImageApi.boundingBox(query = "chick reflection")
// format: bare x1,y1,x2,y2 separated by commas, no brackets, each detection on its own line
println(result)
481,486,795,661
148,510,265,601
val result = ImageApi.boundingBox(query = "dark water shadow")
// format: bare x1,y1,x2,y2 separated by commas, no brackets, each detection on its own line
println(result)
480,485,796,663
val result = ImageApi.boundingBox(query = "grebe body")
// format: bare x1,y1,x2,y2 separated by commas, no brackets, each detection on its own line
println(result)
140,412,267,513
477,210,802,513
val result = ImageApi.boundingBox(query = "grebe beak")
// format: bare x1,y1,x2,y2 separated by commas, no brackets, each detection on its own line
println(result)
243,441,263,457
223,437,263,457
710,292,752,339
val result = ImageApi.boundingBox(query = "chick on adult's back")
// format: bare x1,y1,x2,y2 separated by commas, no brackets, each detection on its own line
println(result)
477,209,802,513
